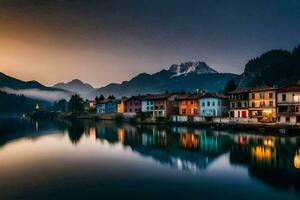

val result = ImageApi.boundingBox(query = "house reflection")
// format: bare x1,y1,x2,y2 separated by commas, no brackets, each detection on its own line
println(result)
230,134,300,192
294,149,300,169
92,125,232,172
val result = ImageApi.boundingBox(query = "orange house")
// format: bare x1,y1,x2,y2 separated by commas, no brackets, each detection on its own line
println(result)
178,93,202,116
117,97,127,113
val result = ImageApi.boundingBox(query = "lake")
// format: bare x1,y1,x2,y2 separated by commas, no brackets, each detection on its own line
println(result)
0,118,299,200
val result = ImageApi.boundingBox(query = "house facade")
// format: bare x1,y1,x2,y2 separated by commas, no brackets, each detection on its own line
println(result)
141,99,155,113
96,100,117,114
177,93,202,116
229,88,251,119
248,85,277,122
142,93,179,117
117,98,127,113
124,96,143,113
277,84,300,124
199,93,228,117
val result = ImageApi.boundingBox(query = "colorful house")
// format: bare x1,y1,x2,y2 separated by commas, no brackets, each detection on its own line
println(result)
124,96,143,114
177,93,202,116
117,97,127,113
141,96,155,113
96,99,117,114
142,93,179,117
84,100,96,111
277,84,300,124
248,85,277,122
229,88,252,119
199,93,228,117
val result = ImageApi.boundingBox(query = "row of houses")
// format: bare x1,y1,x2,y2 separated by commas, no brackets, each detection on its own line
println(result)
229,84,300,123
87,83,300,124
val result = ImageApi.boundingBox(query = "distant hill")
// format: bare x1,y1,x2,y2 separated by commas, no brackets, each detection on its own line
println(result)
0,72,60,91
54,79,94,96
88,60,238,98
239,46,300,87
0,72,71,102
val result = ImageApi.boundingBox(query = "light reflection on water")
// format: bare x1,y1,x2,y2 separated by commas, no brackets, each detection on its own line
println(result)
0,118,300,200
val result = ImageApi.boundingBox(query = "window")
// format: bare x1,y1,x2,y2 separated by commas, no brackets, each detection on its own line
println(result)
212,101,215,106
252,93,255,99
238,102,241,108
182,108,186,114
269,101,273,107
252,102,255,107
269,92,273,98
202,102,205,107
231,102,235,108
260,93,264,99
207,102,210,106
282,94,286,101
286,117,290,122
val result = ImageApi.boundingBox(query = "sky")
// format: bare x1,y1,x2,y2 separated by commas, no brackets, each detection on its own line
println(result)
0,0,300,88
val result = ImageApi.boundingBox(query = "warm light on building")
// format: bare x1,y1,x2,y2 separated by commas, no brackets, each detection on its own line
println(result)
117,101,125,113
294,95,300,102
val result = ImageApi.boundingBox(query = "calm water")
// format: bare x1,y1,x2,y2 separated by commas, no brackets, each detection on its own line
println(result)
0,118,300,200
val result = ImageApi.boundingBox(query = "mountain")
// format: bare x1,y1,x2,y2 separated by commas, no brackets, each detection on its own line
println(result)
0,72,71,102
239,45,300,87
53,79,94,96
0,72,56,91
88,60,238,98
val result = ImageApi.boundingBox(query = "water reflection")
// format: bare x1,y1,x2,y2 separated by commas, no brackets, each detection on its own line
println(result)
0,118,300,198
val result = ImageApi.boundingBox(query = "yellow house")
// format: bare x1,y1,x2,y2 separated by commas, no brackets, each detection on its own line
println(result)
117,98,127,113
248,85,277,122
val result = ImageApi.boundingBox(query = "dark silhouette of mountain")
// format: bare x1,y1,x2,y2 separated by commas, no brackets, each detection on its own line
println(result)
0,72,71,102
0,72,62,91
54,79,94,96
89,60,238,98
239,45,300,87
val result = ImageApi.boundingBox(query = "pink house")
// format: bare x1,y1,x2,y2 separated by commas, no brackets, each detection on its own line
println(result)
124,96,143,113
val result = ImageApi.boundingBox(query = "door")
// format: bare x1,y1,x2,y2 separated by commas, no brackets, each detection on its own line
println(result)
242,111,247,118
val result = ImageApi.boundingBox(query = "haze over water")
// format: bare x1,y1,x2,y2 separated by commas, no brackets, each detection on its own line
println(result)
0,118,299,200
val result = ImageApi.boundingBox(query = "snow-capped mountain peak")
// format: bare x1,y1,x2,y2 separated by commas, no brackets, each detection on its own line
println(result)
168,60,218,77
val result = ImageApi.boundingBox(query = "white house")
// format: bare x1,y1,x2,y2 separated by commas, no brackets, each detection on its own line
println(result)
141,99,155,113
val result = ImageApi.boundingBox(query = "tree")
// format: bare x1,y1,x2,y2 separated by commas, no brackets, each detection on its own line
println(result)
68,94,84,113
54,99,68,112
224,79,237,95
108,95,116,100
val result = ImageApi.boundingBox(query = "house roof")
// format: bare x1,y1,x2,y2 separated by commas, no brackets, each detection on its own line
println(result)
249,85,277,92
277,84,300,93
199,92,228,99
176,93,203,100
124,95,145,103
143,93,177,100
228,87,254,94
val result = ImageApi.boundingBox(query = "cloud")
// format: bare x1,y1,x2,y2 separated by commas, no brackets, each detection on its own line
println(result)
0,87,72,102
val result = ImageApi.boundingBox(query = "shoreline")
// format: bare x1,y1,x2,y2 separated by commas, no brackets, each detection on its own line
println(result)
28,111,300,134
